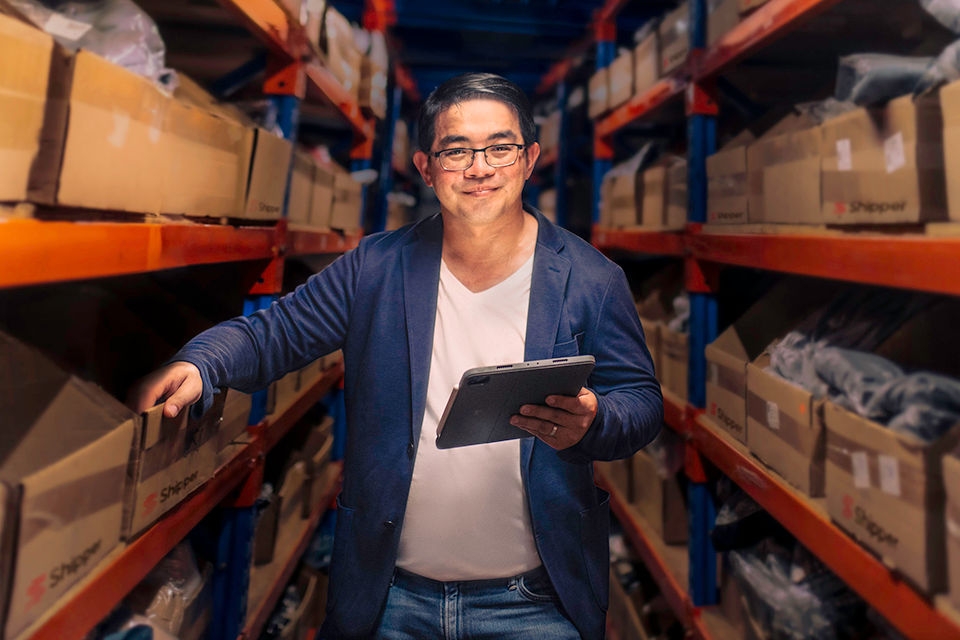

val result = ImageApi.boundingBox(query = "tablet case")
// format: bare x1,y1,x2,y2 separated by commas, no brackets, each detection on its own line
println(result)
435,355,596,449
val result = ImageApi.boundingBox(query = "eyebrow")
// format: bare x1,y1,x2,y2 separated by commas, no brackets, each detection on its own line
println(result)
436,130,518,149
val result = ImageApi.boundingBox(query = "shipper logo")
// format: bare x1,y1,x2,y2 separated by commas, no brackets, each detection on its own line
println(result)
25,539,102,610
843,495,899,547
833,201,907,216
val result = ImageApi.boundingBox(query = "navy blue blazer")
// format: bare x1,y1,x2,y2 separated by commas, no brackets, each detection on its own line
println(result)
178,208,663,638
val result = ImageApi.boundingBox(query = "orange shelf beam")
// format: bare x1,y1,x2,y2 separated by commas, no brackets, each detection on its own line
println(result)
287,228,363,256
595,77,686,138
215,0,293,59
0,220,277,289
687,229,960,297
693,0,844,80
592,226,687,257
689,413,960,640
596,468,712,640
305,62,375,141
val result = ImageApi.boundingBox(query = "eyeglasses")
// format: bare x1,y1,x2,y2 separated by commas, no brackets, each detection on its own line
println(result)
432,143,526,171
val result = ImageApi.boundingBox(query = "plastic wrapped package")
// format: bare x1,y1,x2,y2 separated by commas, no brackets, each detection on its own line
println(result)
643,427,685,478
666,293,689,333
711,486,787,552
920,0,960,33
916,39,960,93
121,542,212,640
834,53,934,106
5,0,175,88
729,541,866,640
868,372,960,441
811,347,903,416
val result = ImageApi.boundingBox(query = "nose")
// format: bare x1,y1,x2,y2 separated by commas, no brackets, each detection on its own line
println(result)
463,149,496,178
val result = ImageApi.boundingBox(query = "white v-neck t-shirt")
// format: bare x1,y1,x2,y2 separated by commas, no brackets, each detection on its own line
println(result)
396,254,542,580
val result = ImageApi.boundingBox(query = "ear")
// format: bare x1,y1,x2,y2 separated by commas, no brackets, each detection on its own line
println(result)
413,150,433,188
523,142,541,181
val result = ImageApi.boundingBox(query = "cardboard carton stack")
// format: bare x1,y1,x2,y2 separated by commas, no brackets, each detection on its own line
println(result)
633,31,659,98
631,430,687,544
608,48,634,111
658,2,689,76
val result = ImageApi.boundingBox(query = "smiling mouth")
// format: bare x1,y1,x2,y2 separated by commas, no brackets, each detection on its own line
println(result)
465,187,499,195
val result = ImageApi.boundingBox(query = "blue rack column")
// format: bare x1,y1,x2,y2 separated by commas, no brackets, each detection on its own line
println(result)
591,18,616,232
685,74,720,608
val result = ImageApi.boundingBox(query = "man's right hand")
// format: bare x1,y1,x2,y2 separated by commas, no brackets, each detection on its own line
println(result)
127,361,203,418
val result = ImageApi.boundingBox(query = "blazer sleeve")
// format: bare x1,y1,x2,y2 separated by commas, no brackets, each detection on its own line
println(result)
558,266,663,464
171,245,363,417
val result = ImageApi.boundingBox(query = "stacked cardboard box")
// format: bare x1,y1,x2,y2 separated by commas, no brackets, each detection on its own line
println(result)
322,5,362,103
0,332,138,639
608,48,634,111
942,80,960,221
658,2,689,76
631,445,687,544
359,30,388,120
588,67,609,120
633,31,659,98
708,0,741,46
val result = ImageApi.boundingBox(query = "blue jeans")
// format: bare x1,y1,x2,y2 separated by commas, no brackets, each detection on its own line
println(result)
373,566,582,639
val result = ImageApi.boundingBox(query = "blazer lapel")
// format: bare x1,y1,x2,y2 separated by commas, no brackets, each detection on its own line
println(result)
402,215,443,445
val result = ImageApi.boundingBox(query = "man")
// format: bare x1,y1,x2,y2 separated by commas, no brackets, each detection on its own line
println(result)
130,72,662,639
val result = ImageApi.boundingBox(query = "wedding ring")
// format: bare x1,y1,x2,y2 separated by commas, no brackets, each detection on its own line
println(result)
549,425,558,437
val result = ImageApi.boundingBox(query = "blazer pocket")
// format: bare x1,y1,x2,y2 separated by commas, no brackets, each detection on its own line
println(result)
552,333,583,358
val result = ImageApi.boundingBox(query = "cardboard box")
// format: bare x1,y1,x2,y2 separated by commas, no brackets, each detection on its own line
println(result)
392,119,411,174
125,394,224,538
330,170,363,231
940,80,960,222
288,149,315,225
824,401,960,593
540,110,560,155
739,0,771,12
666,160,687,229
660,326,688,401
633,31,660,98
706,280,837,445
279,459,309,525
538,188,557,223
708,0,741,46
252,493,281,566
603,164,642,228
747,352,826,496
0,12,68,204
588,67,609,120
608,48,634,110
640,166,668,229
0,332,137,639
243,128,293,220
707,144,749,223
323,6,361,101
608,570,647,640
747,124,822,224
56,50,169,214
311,162,336,228
305,430,334,518
945,451,960,609
631,450,688,544
217,389,252,466
271,370,301,418
820,93,947,225
639,317,661,378
359,30,388,119
597,459,631,499
659,2,689,76
161,98,248,217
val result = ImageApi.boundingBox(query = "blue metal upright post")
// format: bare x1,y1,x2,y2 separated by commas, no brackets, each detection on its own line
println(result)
685,0,720,608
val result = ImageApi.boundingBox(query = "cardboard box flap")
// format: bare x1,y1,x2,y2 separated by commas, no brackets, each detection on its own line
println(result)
942,80,960,127
706,278,842,370
0,332,139,481
874,297,960,379
141,403,188,452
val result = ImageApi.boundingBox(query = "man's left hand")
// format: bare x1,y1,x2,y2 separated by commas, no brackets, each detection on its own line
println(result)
510,387,598,450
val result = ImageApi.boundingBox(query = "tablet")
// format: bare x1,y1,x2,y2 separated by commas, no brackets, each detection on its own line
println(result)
435,355,596,449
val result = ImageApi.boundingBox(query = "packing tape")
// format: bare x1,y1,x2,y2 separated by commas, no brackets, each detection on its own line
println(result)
826,428,929,505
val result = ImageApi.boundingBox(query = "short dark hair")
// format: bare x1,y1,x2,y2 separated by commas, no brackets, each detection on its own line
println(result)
417,72,537,152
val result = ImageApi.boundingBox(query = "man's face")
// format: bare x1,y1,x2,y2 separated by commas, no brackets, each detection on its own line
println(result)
414,99,540,226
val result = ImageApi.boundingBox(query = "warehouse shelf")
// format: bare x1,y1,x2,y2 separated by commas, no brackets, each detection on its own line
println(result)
691,0,844,80
215,0,373,141
0,219,368,289
25,368,345,640
689,412,960,640
287,227,363,257
241,461,342,640
592,225,960,297
595,77,686,139
597,465,739,640
592,226,686,257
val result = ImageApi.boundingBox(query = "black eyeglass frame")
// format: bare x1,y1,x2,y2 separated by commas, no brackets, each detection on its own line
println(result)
430,143,527,171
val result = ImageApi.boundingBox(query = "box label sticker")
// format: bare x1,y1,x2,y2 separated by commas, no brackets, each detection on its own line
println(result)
851,451,870,489
836,139,852,171
44,13,92,42
878,455,901,497
884,132,905,174
765,401,780,431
